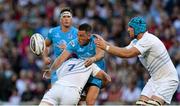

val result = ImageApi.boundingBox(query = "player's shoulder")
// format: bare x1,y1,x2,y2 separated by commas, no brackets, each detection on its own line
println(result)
71,38,78,42
137,31,158,47
49,26,60,33
131,39,138,44
91,35,96,39
143,31,160,42
143,31,156,38
70,26,78,34
89,36,96,43
71,26,78,31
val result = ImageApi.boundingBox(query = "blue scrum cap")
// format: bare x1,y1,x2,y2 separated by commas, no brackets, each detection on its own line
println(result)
128,17,147,36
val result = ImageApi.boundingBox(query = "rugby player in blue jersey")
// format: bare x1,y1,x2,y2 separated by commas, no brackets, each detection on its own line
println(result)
43,7,78,84
44,23,106,105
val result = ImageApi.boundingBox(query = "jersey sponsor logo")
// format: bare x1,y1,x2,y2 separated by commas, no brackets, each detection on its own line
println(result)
68,34,73,39
58,40,67,45
70,41,75,47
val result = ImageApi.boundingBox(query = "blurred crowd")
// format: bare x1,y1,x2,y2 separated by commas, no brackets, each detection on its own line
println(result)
0,0,180,105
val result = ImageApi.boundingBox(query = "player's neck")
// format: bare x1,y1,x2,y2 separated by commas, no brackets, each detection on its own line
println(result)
61,26,71,32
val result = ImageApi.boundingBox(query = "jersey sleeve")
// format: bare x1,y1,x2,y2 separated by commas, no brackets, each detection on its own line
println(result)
66,40,76,53
134,37,152,55
73,27,78,35
47,28,53,41
125,39,137,49
71,27,78,39
125,42,133,49
90,63,101,76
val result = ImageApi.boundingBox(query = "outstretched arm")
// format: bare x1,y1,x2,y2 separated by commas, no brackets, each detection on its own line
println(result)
103,45,140,58
94,34,140,58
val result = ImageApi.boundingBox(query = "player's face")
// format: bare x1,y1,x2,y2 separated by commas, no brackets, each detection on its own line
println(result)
60,15,72,28
127,26,135,38
78,31,91,46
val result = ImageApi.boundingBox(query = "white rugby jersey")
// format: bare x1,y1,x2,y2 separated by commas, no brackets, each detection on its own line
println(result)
55,58,101,92
127,32,178,81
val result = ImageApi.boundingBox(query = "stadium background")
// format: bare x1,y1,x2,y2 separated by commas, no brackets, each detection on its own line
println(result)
0,0,180,105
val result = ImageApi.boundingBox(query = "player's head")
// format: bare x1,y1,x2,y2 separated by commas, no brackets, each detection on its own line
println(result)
128,16,147,38
78,23,92,46
60,7,73,28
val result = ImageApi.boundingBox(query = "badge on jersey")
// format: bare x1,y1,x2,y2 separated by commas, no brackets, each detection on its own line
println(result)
68,34,73,39
59,40,67,45
70,41,75,47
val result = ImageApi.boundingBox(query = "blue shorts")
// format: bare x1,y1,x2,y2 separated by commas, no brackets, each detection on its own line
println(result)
86,64,106,89
50,71,58,84
86,76,102,89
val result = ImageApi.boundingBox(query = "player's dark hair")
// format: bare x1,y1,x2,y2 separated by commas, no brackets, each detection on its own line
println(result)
60,7,72,14
78,23,92,33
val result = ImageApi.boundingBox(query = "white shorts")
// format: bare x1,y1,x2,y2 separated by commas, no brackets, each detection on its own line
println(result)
41,83,81,105
141,77,178,104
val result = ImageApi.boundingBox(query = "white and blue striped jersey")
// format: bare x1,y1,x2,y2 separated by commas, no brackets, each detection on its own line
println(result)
127,32,178,81
55,58,101,92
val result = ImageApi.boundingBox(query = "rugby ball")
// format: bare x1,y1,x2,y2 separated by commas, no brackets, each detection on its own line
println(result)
30,33,45,56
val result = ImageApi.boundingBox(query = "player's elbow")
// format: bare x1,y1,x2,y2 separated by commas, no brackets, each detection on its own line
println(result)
104,75,111,85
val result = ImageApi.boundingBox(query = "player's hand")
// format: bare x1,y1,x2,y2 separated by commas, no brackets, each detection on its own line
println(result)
43,69,51,79
93,34,107,50
85,57,96,67
43,57,51,65
58,44,66,50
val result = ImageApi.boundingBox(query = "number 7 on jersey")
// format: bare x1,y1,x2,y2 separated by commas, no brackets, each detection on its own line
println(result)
68,64,76,71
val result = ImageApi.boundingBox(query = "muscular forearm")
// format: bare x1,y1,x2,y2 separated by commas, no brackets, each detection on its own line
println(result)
94,51,104,62
50,50,71,71
93,47,105,62
50,57,63,71
105,44,138,58
95,37,140,58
